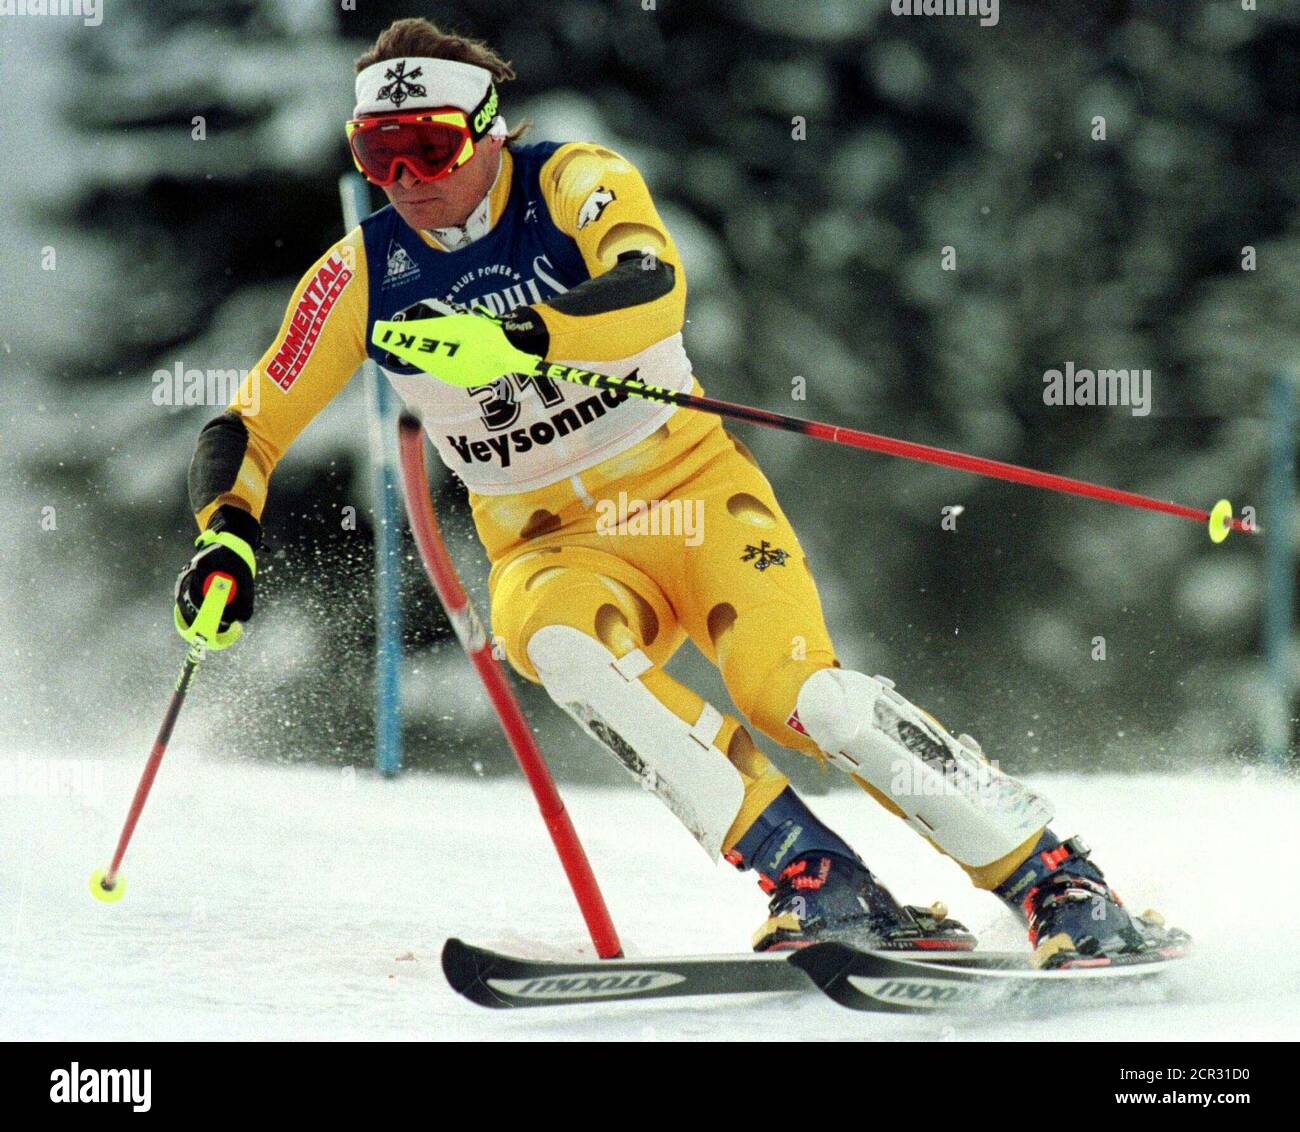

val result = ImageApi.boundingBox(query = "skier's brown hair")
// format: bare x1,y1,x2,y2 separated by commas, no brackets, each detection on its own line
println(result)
355,17,531,144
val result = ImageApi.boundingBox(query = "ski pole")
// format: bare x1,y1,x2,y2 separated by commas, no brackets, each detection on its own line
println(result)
397,414,623,959
373,319,1253,542
530,362,1256,542
90,574,236,902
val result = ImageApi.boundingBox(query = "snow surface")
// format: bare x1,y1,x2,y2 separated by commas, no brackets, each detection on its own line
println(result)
2,750,1297,1041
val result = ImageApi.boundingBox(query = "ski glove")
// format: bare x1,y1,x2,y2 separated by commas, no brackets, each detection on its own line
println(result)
174,505,259,649
371,306,544,388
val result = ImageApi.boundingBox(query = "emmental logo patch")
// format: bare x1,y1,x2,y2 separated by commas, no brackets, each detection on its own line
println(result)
267,253,354,391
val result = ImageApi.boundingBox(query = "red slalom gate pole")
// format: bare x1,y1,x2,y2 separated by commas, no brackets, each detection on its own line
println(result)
533,362,1257,539
397,414,623,959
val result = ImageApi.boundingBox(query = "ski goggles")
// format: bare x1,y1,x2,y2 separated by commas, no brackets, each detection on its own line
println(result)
345,84,500,186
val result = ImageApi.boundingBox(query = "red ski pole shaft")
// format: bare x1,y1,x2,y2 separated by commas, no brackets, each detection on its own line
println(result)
397,415,623,959
535,362,1256,536
103,657,196,886
95,574,236,898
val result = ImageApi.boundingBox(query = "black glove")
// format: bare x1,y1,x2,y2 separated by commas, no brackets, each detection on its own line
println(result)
175,505,260,637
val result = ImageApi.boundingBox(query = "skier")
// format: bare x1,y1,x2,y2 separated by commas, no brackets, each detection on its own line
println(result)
177,17,1182,965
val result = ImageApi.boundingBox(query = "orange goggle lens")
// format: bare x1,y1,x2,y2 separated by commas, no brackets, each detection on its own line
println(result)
345,112,476,186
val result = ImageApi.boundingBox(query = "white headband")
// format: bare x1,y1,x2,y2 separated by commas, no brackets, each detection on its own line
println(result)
353,56,504,139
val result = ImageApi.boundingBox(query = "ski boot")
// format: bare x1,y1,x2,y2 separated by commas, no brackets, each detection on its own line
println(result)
996,834,1190,968
752,851,976,953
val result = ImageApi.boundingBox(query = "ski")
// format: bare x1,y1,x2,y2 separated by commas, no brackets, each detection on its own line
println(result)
788,940,1191,1013
444,936,1190,1013
441,937,809,1008
442,937,1027,1010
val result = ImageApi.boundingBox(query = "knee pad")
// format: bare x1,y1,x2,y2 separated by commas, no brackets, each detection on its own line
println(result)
794,667,1054,868
527,625,745,858
491,548,683,682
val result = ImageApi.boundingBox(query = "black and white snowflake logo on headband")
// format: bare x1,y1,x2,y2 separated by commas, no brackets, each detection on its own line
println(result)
378,61,427,108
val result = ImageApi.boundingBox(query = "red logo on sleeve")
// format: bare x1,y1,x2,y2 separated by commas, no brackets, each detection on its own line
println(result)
266,254,354,391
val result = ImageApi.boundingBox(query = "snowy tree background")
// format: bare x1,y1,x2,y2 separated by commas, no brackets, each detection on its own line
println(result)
1,0,1296,782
